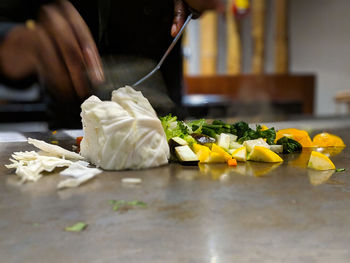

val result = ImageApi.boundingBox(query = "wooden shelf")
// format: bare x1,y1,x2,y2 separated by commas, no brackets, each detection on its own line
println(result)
184,74,315,114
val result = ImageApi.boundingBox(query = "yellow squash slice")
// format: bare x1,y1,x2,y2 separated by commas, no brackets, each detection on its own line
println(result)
231,146,247,162
307,151,335,171
247,146,283,163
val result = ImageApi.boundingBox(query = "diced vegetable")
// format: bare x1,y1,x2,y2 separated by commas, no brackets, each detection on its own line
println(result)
217,133,231,150
229,141,243,150
211,144,232,161
276,137,302,154
175,145,199,166
307,151,335,171
227,158,237,166
269,145,283,154
231,146,247,162
193,144,211,163
247,146,283,163
243,138,270,153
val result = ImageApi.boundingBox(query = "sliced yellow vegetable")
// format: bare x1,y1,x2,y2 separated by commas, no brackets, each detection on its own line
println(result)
231,146,247,162
211,143,232,161
207,152,227,163
307,151,335,171
312,132,346,147
247,146,283,163
193,144,211,163
260,125,269,131
276,128,314,147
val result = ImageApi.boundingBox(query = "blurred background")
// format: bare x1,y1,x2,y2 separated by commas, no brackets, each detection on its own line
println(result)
1,0,350,130
182,0,350,119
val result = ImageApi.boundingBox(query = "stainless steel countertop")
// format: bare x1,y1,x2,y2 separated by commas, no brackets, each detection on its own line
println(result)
1,121,350,263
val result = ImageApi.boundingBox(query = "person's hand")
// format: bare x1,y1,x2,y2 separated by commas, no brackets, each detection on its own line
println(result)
0,0,104,101
171,0,224,37
184,0,225,13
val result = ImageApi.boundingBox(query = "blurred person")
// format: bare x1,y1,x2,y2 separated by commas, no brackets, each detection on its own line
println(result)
0,0,223,128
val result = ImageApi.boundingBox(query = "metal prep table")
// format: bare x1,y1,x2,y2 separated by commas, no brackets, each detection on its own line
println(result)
1,118,350,263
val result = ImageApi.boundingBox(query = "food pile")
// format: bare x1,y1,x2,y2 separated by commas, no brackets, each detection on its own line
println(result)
80,86,169,170
4,86,347,189
5,138,102,189
160,114,346,171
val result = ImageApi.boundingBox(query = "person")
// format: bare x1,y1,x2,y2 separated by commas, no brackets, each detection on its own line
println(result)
0,0,223,127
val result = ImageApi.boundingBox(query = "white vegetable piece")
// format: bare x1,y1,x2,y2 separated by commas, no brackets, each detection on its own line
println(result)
217,133,231,150
121,178,142,184
269,145,283,154
58,161,102,189
229,141,243,150
243,138,270,152
5,151,72,183
80,86,170,170
28,138,83,160
175,145,199,163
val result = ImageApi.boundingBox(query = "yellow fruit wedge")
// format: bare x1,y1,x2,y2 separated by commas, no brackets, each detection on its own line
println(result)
207,152,227,163
211,144,232,161
231,146,247,162
312,133,346,147
308,170,335,186
247,146,283,163
307,151,335,170
192,144,211,163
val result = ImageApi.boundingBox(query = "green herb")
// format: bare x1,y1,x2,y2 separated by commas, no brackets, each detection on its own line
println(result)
128,200,147,208
109,200,126,211
335,168,346,172
32,223,40,227
109,200,147,211
276,137,302,154
64,222,87,232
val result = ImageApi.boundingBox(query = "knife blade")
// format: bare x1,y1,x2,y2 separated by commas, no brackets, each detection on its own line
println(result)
132,12,193,87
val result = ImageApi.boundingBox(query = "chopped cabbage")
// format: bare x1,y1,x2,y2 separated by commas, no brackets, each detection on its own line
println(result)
58,161,102,189
80,86,169,170
28,138,83,160
5,151,72,183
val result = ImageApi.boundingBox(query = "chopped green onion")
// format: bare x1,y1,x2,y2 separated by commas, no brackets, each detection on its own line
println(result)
335,168,346,172
64,222,87,232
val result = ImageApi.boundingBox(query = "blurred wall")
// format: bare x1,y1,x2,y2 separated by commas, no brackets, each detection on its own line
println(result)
185,0,350,116
289,0,350,115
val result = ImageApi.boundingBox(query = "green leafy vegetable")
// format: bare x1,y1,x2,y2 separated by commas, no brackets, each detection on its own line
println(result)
109,200,126,211
128,200,148,208
187,119,206,134
159,114,195,146
335,168,346,172
64,222,88,232
109,200,147,211
276,137,302,154
236,124,276,145
160,116,277,147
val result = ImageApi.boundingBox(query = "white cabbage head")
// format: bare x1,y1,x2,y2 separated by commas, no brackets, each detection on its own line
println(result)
80,86,170,170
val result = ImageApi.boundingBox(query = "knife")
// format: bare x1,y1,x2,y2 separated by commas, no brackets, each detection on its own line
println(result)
132,12,193,87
